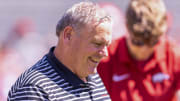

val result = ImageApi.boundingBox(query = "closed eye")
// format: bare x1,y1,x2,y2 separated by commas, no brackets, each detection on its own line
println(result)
94,42,103,47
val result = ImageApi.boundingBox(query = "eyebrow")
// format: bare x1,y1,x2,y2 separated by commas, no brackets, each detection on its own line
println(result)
92,36,111,46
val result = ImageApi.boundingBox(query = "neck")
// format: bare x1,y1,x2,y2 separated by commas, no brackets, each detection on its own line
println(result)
54,43,75,72
54,44,88,82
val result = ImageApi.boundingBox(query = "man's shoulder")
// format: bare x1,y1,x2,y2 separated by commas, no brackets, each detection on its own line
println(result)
160,39,180,70
90,73,102,81
7,56,56,100
164,39,180,57
90,73,108,90
11,56,54,88
164,39,180,76
157,37,180,56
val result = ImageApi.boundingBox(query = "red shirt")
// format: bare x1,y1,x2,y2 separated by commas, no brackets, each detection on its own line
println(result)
97,36,180,101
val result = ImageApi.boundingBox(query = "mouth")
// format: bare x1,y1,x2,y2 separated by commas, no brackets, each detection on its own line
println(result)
89,57,100,64
87,57,99,74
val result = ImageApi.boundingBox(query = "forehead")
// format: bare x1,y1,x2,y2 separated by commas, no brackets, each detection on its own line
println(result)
90,21,112,37
79,21,112,42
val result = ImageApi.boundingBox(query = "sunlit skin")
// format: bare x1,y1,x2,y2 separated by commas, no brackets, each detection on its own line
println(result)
54,21,112,82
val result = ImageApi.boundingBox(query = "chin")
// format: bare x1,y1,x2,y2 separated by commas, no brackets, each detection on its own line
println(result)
88,67,97,74
136,55,149,61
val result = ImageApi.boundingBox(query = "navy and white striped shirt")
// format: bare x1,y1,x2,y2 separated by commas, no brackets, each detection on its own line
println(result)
8,47,111,101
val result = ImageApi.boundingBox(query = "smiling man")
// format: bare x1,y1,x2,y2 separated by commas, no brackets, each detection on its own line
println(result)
8,1,112,101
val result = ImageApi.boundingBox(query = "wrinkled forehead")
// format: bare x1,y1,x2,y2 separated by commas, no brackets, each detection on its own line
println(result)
84,16,112,33
93,21,112,43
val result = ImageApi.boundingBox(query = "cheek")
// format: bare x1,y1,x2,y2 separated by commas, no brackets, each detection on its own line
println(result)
88,47,100,56
81,43,101,58
85,44,97,52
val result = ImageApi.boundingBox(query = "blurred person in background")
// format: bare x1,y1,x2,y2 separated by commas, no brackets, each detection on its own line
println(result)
3,18,48,67
0,44,23,101
8,1,112,100
98,0,180,101
99,2,127,40
0,18,47,100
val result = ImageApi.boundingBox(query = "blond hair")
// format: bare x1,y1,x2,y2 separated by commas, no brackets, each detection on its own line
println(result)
126,0,167,40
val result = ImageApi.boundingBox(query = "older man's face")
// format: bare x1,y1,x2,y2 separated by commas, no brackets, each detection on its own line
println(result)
69,21,112,78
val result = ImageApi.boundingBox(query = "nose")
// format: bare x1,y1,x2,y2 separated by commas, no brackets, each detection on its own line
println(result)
99,46,108,58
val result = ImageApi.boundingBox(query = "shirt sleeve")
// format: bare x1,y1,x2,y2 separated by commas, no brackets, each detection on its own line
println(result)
7,84,49,101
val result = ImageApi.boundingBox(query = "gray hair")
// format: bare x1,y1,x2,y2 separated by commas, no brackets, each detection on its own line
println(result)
56,1,112,36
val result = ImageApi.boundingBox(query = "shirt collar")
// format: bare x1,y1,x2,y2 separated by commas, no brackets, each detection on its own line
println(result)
46,47,96,87
154,37,167,62
115,37,133,63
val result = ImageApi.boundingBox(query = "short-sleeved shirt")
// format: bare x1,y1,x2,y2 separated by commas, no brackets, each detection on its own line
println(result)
97,36,180,101
8,47,111,101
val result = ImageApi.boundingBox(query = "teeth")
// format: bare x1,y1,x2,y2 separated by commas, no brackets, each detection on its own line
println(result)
90,57,99,63
92,60,98,63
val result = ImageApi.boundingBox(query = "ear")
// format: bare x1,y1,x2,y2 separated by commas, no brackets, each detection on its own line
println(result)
62,26,74,41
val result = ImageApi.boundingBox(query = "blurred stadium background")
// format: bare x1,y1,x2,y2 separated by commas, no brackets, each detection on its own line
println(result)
0,0,179,100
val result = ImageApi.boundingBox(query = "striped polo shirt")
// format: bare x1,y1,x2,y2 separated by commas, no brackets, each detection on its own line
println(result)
8,47,111,101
